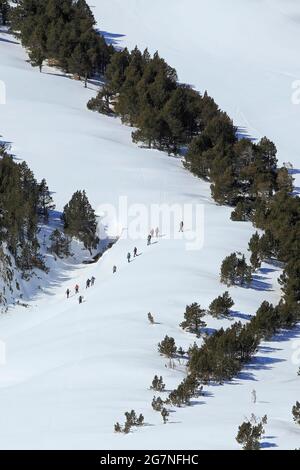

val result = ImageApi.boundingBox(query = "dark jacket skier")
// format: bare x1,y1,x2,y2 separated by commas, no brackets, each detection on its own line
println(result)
66,288,70,299
133,247,138,257
127,252,131,263
147,234,152,246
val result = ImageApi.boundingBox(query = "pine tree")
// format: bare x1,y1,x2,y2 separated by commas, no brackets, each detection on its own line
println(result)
150,375,165,392
248,232,262,270
152,396,164,412
236,415,267,450
63,190,99,253
10,0,112,79
209,291,234,319
0,0,9,25
177,346,185,358
0,149,47,273
220,253,238,286
49,229,71,258
231,200,253,222
122,410,145,432
158,335,177,358
180,303,206,337
161,408,169,424
292,401,300,425
220,253,252,287
147,312,155,324
250,301,279,339
114,422,122,433
167,374,201,407
38,178,55,222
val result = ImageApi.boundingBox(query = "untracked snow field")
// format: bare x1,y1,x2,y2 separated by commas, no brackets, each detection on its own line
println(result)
0,0,299,449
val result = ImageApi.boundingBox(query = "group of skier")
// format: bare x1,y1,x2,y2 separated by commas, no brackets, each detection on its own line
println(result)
127,246,138,263
68,221,184,305
147,226,160,246
86,276,96,289
66,276,96,304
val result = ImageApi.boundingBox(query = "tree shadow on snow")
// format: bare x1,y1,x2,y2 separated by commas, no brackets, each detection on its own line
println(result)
271,325,300,343
259,267,277,275
0,26,19,44
202,327,217,336
236,127,257,142
98,30,125,49
260,437,278,449
0,36,19,45
243,355,285,372
250,274,273,292
289,168,300,175
231,310,252,321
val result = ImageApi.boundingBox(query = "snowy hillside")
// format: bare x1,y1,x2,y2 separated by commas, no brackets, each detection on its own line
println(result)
90,0,300,191
0,0,299,449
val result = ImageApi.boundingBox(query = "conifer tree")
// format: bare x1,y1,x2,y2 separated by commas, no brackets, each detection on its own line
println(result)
249,301,279,340
10,0,112,79
152,396,164,412
248,232,262,270
114,422,122,433
49,229,71,258
158,335,177,358
236,415,267,450
0,0,9,25
63,190,99,253
167,374,202,407
161,408,169,424
292,401,300,426
209,292,234,319
180,303,206,337
150,375,165,392
220,253,252,287
38,178,55,222
147,312,155,324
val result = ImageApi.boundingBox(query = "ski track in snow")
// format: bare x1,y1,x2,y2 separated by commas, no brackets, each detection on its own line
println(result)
0,0,299,449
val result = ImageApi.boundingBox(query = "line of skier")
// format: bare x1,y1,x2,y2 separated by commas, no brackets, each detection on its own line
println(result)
66,221,184,305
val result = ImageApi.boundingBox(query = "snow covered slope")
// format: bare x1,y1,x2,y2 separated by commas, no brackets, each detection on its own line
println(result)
0,1,299,449
90,0,300,189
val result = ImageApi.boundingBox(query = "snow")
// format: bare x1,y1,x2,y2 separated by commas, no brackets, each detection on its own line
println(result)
91,0,300,191
0,0,299,449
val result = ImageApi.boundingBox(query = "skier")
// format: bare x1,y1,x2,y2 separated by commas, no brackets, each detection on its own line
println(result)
179,221,184,232
75,284,79,294
147,234,152,246
155,227,159,238
78,295,83,305
150,228,155,238
91,276,96,286
113,265,117,274
251,389,257,404
127,252,131,263
66,288,70,299
86,279,91,289
133,247,138,258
